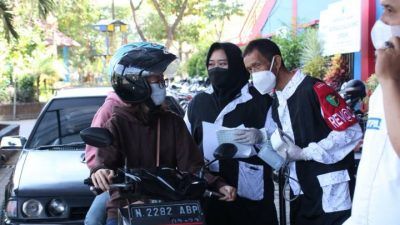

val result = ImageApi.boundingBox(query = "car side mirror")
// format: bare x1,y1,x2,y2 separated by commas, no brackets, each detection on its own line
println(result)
80,127,113,148
0,136,26,150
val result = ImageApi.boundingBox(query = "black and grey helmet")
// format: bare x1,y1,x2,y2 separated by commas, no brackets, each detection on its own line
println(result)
109,42,177,104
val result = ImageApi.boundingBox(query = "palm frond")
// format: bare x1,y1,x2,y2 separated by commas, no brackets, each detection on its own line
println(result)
300,29,324,66
0,0,19,42
38,0,55,18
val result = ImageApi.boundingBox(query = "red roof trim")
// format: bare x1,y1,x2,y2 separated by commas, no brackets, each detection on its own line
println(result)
249,0,277,40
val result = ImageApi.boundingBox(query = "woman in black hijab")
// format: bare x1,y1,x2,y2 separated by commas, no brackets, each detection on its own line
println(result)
184,42,278,225
206,42,250,108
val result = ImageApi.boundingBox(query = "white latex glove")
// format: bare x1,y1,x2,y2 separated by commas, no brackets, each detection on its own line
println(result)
281,135,311,161
233,128,265,145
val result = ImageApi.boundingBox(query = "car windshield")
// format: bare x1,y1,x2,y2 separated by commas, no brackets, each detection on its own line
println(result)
26,96,105,149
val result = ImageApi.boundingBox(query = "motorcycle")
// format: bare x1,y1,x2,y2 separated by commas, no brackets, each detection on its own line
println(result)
339,79,368,131
80,127,236,225
339,79,368,171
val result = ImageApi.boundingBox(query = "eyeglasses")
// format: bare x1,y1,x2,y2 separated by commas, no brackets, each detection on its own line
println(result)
146,75,169,88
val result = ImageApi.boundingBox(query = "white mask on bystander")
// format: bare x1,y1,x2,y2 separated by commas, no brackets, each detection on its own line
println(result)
371,19,400,50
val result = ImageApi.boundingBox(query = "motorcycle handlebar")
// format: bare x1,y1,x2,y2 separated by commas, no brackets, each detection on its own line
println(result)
203,190,223,199
85,176,222,200
84,178,105,195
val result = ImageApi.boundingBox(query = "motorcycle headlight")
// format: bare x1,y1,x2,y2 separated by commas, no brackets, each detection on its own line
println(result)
22,199,43,217
47,199,67,217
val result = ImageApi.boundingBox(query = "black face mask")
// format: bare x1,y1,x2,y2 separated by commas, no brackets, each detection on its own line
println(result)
208,67,231,89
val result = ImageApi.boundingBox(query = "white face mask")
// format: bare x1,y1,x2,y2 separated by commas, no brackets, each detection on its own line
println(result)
149,83,166,106
371,19,400,49
251,56,276,95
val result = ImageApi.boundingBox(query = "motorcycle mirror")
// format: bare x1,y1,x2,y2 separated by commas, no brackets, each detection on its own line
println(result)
213,143,237,160
199,143,238,179
80,127,113,147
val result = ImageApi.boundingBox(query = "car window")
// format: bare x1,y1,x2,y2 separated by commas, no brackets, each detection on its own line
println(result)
26,97,105,149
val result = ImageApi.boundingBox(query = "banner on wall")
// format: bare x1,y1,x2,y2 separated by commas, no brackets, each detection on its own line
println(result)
318,0,361,56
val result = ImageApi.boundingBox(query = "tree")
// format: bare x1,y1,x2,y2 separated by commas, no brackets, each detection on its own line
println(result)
0,0,18,41
143,12,204,59
185,43,210,77
203,1,243,41
128,0,242,50
272,29,304,71
0,0,105,103
0,0,54,42
129,0,146,41
149,0,189,49
56,0,104,82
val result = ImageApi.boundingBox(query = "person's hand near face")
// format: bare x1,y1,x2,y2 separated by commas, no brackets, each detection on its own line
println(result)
375,36,400,83
374,0,400,156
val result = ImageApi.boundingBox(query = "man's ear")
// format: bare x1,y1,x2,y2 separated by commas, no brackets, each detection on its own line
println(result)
274,55,282,72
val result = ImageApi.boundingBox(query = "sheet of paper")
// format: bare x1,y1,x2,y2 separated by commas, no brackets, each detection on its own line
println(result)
202,121,256,172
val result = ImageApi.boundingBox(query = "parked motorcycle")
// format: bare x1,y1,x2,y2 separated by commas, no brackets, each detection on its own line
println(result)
80,127,236,225
167,78,209,111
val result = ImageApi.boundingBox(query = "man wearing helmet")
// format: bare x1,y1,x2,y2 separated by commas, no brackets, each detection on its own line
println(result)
89,42,236,225
339,79,367,110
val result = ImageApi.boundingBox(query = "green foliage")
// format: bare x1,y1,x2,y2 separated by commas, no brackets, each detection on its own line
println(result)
0,0,246,98
324,54,350,90
0,75,11,103
300,28,327,79
99,5,130,20
17,75,36,102
143,13,165,41
140,0,242,77
38,0,55,19
0,0,55,42
30,49,62,96
202,0,243,40
0,21,63,102
56,0,103,69
366,73,379,93
0,0,19,41
272,30,304,71
141,0,242,45
203,1,243,20
175,18,203,43
185,43,209,78
143,13,203,44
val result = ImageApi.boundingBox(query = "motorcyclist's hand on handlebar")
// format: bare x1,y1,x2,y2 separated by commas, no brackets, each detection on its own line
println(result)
218,185,236,202
91,169,115,191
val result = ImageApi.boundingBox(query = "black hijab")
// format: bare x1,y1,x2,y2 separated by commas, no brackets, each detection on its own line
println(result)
206,42,250,108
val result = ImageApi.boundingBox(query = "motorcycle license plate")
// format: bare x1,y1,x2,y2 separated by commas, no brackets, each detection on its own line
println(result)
120,200,205,225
